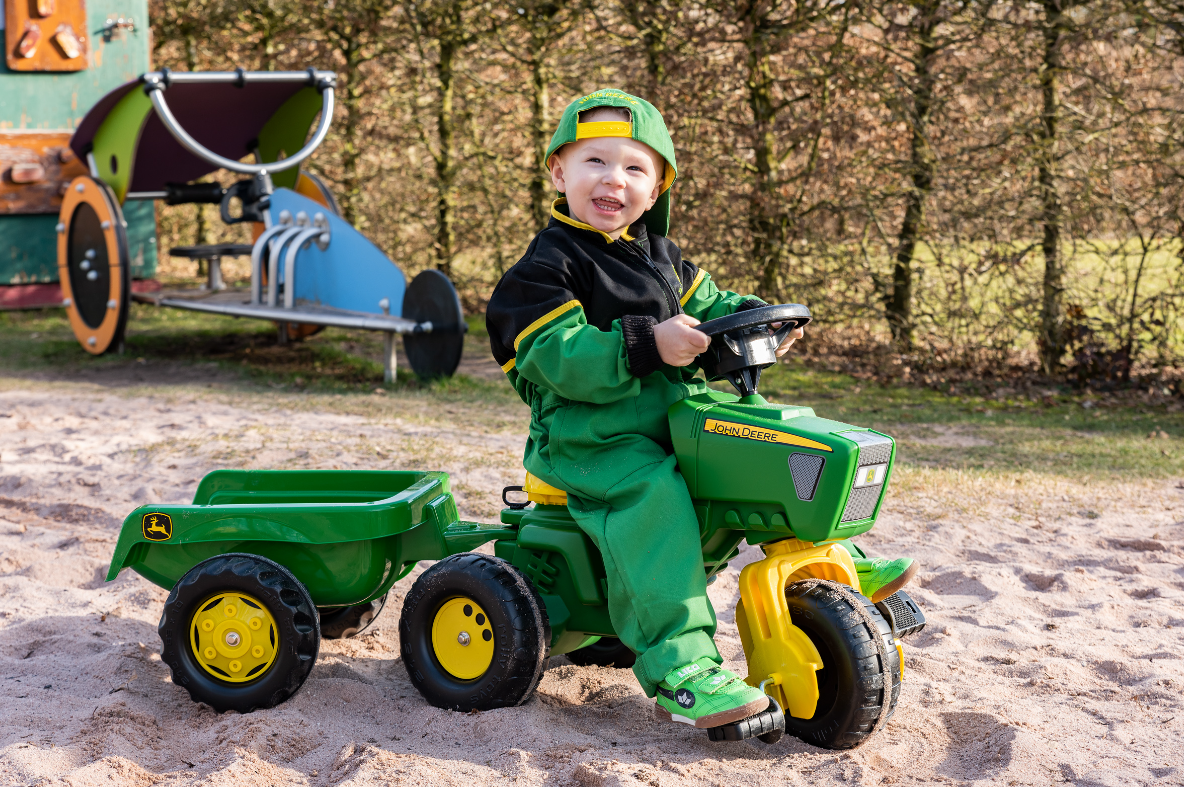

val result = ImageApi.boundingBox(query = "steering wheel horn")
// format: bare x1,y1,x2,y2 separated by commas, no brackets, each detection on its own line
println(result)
694,304,811,398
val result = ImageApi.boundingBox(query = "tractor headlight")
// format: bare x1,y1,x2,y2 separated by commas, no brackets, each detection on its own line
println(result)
853,464,888,488
840,432,894,523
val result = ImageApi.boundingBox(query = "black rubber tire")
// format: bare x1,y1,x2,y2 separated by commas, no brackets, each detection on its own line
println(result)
158,553,320,713
782,582,901,750
318,593,387,639
402,269,465,379
565,637,636,669
400,553,550,711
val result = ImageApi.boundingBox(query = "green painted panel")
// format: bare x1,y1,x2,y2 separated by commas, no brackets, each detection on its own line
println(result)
0,215,57,283
0,197,157,284
122,198,158,278
0,0,155,287
256,88,323,190
89,87,151,201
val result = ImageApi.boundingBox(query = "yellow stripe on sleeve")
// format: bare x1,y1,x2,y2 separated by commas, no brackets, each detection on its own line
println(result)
513,300,582,351
679,269,707,306
501,358,516,373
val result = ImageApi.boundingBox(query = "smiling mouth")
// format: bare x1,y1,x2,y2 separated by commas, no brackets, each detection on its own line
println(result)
592,197,624,213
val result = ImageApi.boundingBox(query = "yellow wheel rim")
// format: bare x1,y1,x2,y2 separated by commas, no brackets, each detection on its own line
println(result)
190,592,279,683
431,597,495,680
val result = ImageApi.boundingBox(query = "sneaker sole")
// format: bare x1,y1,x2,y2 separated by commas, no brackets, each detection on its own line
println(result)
654,696,769,729
868,560,919,603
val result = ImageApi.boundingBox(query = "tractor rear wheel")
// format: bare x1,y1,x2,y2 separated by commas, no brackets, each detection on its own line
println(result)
158,553,320,713
400,553,549,711
781,582,901,750
319,593,387,639
566,637,636,669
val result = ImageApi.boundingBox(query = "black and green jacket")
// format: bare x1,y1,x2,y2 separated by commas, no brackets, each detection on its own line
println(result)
487,200,760,407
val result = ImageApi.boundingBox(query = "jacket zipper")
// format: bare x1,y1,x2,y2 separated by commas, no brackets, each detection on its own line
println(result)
616,237,683,318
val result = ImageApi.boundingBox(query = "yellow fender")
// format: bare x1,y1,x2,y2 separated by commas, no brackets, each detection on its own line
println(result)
736,539,859,719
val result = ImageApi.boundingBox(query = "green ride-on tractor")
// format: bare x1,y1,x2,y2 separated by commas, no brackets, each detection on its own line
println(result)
106,304,925,749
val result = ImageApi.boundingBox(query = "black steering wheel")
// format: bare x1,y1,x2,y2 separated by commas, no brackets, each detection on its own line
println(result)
695,304,811,397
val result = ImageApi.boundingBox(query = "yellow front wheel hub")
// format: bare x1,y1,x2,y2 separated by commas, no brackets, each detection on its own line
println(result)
431,597,495,680
190,592,279,683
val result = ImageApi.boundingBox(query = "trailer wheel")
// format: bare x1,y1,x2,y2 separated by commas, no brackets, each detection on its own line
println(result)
400,554,549,711
57,176,130,355
158,553,320,713
781,582,901,750
566,637,636,669
318,593,387,639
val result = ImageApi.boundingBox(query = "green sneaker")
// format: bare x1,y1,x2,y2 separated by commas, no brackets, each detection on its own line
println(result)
654,658,769,729
854,556,918,603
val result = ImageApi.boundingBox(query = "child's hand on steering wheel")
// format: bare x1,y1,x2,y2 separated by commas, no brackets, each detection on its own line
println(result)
772,323,806,357
654,314,711,367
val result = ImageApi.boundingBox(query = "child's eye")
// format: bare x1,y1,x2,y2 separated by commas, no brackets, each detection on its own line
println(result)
628,165,646,172
587,157,604,164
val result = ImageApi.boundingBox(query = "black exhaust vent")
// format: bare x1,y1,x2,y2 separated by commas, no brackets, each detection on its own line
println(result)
788,453,825,501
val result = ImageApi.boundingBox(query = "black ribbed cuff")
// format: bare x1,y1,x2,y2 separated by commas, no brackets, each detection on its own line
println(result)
737,298,768,311
621,315,662,378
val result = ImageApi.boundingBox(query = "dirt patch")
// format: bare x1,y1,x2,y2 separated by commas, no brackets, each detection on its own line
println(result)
0,381,1182,785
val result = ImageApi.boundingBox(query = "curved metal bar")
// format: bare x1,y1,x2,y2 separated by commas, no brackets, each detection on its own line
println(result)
267,227,307,306
283,228,327,309
144,69,335,86
250,224,292,305
144,77,336,176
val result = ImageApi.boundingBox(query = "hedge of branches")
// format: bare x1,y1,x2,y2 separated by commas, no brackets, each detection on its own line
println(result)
152,0,1184,386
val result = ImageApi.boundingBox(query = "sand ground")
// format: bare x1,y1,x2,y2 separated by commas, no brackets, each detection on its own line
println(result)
0,364,1181,786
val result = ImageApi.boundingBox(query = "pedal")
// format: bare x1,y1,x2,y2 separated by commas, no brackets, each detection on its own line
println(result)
706,695,785,744
876,590,926,639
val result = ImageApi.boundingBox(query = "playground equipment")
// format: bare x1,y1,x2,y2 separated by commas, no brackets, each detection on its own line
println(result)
1,0,156,309
107,304,925,749
61,69,464,379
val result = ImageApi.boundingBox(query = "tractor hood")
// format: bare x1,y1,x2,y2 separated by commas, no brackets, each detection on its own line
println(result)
668,390,895,544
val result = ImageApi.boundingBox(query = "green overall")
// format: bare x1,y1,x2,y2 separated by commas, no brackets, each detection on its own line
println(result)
508,270,753,696
486,88,764,695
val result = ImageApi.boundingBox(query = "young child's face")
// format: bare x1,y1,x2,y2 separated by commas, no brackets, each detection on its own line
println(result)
549,135,665,239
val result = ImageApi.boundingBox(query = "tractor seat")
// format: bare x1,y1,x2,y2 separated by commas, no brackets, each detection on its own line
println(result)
524,472,567,506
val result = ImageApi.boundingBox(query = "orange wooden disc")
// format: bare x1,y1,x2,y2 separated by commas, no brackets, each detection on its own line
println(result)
57,176,130,355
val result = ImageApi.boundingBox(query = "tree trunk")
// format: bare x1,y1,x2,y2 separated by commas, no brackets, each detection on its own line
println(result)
887,5,940,350
529,53,551,232
186,33,208,271
435,35,458,276
747,27,785,299
1037,0,1067,374
619,1,669,88
338,38,364,227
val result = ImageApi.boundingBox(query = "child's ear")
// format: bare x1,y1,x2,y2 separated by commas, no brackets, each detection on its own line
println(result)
548,154,566,193
647,178,662,209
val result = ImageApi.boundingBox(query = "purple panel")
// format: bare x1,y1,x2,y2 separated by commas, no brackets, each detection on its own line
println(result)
68,77,313,191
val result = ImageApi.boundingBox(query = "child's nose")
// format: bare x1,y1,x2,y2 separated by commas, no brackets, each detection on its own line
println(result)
602,165,627,186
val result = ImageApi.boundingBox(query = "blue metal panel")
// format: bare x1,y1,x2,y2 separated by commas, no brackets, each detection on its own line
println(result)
267,188,406,317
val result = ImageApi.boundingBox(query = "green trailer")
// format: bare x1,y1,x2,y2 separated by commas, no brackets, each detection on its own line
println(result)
107,304,927,749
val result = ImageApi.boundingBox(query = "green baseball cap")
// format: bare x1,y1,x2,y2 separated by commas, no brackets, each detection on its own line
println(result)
546,89,678,237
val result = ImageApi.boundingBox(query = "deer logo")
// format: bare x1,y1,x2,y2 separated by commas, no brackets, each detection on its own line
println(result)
142,512,172,541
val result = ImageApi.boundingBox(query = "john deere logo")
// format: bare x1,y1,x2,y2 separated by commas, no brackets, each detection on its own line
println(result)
142,512,172,541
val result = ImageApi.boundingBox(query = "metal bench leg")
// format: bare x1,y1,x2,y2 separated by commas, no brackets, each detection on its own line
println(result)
207,255,225,291
383,331,396,383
